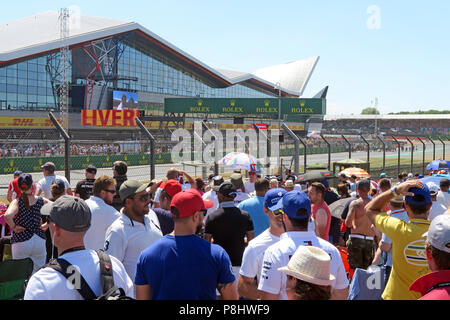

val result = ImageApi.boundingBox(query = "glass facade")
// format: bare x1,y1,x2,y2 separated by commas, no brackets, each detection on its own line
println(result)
0,31,273,113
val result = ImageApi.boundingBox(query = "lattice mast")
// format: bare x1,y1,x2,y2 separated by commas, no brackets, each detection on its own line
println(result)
59,8,70,130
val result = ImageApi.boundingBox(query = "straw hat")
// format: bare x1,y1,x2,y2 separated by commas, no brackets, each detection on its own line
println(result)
278,246,335,286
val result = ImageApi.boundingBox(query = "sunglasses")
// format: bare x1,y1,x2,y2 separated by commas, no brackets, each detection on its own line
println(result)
104,189,116,194
131,194,151,202
271,209,284,216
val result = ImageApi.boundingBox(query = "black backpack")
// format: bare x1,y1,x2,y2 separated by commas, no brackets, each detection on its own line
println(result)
46,250,133,300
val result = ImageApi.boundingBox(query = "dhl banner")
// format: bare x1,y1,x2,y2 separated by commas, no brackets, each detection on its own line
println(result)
82,110,140,127
0,116,56,128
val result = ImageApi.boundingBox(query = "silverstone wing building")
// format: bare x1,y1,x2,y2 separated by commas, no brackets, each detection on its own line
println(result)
0,11,323,134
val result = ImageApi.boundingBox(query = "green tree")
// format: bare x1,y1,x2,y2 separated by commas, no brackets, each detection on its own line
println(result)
361,107,380,115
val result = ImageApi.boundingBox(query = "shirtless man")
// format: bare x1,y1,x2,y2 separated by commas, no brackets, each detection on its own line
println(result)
345,179,375,270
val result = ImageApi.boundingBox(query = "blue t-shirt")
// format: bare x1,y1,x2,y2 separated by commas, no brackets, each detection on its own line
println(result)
135,234,235,300
238,196,268,237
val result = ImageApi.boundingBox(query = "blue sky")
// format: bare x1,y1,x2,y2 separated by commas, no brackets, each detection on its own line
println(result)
2,0,449,115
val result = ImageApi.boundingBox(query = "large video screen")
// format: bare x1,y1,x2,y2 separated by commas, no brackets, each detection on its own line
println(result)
113,90,139,110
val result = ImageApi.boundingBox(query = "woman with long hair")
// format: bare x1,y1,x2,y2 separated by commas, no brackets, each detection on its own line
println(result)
278,246,335,300
4,173,51,273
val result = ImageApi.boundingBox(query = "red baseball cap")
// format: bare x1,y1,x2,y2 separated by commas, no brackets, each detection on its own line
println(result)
161,180,182,198
171,189,213,218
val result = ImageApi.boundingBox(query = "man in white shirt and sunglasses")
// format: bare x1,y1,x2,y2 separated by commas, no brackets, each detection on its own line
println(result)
104,180,163,286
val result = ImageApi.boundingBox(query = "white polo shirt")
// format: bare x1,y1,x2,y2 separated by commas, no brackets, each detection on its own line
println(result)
84,196,121,250
203,190,219,218
258,231,349,300
240,230,280,282
36,175,70,199
104,211,163,282
244,181,255,194
428,200,447,221
436,190,450,208
24,249,134,300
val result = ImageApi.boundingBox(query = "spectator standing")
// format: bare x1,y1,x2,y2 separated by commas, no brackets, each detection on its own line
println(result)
4,174,51,274
205,181,254,287
437,179,450,209
258,190,349,300
365,180,432,300
238,188,287,299
278,246,334,300
349,175,358,192
104,180,162,284
409,214,450,300
135,189,238,300
337,183,351,199
427,182,447,221
202,175,224,218
379,196,409,282
84,176,121,250
308,182,332,241
283,180,294,192
75,165,97,200
345,180,376,270
35,162,71,199
151,180,182,235
230,173,250,205
24,195,133,300
7,170,23,203
112,161,128,211
321,180,340,245
237,178,270,237
244,171,257,195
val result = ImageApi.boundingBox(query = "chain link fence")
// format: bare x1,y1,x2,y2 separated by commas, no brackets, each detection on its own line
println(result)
0,124,449,202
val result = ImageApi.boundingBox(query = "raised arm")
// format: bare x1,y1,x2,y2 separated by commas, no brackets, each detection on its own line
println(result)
365,180,420,224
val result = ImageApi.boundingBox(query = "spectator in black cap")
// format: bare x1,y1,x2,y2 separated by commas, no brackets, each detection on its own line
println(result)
204,181,254,295
112,161,128,211
4,173,52,274
75,165,97,200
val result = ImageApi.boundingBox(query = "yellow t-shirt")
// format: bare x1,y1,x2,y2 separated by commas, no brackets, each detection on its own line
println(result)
374,213,431,300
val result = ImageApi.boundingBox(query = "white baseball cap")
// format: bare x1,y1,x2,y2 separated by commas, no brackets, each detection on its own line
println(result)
423,214,450,254
426,182,440,196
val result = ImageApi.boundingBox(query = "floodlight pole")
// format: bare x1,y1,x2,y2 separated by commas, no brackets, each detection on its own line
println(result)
417,137,426,174
377,135,386,173
135,117,155,180
320,134,331,171
405,137,414,174
49,112,70,182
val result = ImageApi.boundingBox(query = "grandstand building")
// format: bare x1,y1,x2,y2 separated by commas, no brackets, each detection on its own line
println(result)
323,114,450,137
0,11,324,142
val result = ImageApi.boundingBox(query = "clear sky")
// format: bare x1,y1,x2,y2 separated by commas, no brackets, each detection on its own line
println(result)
2,0,449,115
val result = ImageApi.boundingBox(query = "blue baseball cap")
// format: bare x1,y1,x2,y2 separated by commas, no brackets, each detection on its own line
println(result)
405,183,431,206
13,170,23,177
264,188,287,211
320,180,329,188
275,190,311,220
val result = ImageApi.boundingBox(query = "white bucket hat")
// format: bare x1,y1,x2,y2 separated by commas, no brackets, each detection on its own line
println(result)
278,246,335,286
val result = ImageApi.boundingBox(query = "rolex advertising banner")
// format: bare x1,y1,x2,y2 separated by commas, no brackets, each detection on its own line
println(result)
164,98,326,116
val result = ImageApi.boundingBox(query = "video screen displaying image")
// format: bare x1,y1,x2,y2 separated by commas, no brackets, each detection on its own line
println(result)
113,90,139,110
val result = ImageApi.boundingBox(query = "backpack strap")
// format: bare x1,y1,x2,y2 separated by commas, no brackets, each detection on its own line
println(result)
95,250,115,295
46,258,97,300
